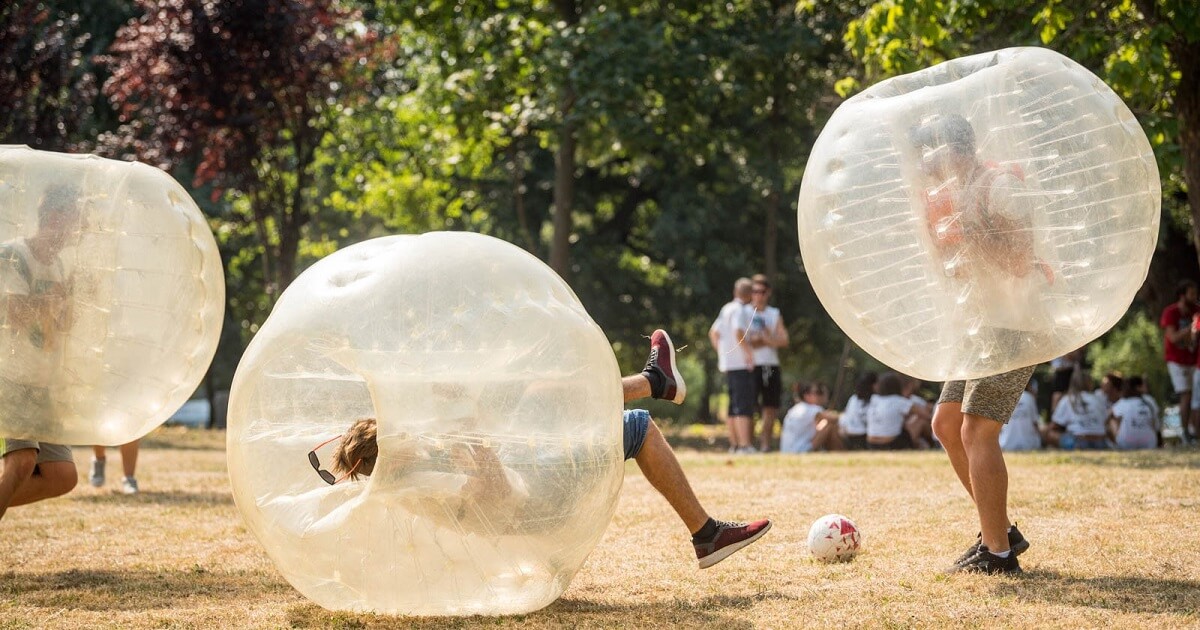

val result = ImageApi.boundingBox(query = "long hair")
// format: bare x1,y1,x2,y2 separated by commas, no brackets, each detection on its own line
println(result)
333,418,378,480
1066,367,1092,415
877,372,903,397
854,372,878,403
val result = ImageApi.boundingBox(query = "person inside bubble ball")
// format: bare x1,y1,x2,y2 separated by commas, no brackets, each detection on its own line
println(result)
910,114,1043,574
313,330,772,570
0,185,82,522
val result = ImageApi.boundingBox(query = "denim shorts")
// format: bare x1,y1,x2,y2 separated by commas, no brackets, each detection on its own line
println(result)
623,409,651,460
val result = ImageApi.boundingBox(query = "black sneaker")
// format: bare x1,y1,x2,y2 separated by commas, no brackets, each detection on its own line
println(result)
953,524,1030,567
949,545,1022,575
642,329,685,404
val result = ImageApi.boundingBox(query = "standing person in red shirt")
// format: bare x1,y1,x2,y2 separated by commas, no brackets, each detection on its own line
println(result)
1160,280,1198,442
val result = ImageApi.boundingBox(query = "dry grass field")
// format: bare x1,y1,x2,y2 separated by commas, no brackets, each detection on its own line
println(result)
2,425,1199,629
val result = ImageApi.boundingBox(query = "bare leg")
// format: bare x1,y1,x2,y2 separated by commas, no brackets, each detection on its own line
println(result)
962,415,1009,552
120,441,139,478
0,450,77,520
622,375,651,403
634,421,710,533
732,415,752,448
757,407,778,451
724,415,737,450
905,415,931,449
1184,390,1197,438
92,445,106,461
933,403,973,499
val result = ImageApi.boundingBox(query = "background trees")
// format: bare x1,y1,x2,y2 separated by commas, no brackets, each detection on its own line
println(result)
1,0,1193,416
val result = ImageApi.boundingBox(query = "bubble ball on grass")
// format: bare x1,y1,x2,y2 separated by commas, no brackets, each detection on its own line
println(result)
797,47,1160,380
227,232,625,616
0,145,224,445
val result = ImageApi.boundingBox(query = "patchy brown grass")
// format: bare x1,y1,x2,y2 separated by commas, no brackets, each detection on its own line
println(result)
2,424,1199,629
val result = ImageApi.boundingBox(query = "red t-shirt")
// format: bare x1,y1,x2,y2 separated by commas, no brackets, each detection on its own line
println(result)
1161,302,1197,365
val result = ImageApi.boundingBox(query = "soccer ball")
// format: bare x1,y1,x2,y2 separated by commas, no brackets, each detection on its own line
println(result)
807,514,861,563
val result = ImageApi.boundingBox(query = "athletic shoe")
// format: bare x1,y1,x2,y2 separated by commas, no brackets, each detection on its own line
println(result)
949,545,1022,575
694,519,772,569
735,446,760,455
89,458,106,487
121,477,139,495
953,524,1030,567
643,329,685,404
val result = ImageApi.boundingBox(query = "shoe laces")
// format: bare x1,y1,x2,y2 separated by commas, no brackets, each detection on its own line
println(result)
713,519,744,530
643,347,659,373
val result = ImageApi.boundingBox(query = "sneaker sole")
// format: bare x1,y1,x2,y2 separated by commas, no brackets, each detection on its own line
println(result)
1012,538,1029,557
698,521,772,570
659,330,686,404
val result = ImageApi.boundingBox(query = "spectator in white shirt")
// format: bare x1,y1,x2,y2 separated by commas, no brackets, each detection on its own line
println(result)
709,278,756,453
780,382,843,453
1000,379,1042,451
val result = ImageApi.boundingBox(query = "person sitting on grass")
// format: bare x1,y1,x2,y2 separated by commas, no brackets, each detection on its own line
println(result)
779,382,843,454
839,372,876,451
1045,368,1108,450
320,330,772,570
867,372,931,450
999,379,1042,452
1108,376,1158,450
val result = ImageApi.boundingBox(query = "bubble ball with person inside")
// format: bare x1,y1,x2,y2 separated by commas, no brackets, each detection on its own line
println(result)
0,146,224,445
227,232,625,616
797,47,1160,381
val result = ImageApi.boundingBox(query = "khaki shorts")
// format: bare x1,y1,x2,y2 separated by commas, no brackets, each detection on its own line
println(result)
937,365,1037,424
1,438,73,463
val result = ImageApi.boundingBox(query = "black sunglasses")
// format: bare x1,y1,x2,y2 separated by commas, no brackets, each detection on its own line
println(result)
307,434,360,485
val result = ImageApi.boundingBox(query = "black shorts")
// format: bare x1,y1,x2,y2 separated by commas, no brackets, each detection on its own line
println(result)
754,365,782,410
843,434,867,451
867,431,914,451
726,370,756,417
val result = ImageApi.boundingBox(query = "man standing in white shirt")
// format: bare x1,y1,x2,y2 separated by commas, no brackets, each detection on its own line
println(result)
747,274,789,451
709,278,756,453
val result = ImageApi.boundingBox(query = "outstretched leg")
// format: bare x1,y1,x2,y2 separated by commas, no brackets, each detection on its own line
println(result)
623,411,771,568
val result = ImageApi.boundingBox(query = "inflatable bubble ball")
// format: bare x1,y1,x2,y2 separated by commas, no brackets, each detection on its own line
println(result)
227,232,624,616
0,146,224,445
797,47,1160,381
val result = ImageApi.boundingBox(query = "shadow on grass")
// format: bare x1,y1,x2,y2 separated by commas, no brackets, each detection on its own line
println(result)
996,569,1200,615
139,430,226,451
1024,449,1200,470
1,567,289,611
285,592,790,628
71,490,233,506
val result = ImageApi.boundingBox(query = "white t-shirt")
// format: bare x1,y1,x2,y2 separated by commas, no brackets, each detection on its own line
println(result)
1052,393,1107,436
710,299,754,372
1000,391,1041,451
780,402,821,453
867,394,913,439
1111,397,1157,449
0,239,67,385
749,306,782,367
841,395,870,436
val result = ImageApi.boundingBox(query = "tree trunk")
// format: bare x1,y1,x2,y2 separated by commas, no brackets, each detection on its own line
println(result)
699,351,716,424
764,189,780,282
550,0,579,277
550,87,577,276
1172,39,1200,272
509,142,535,252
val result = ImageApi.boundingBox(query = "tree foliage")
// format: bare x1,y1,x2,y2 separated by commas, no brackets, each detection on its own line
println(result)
0,2,97,150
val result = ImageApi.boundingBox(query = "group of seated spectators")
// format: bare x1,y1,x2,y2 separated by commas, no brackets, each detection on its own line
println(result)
774,368,1167,454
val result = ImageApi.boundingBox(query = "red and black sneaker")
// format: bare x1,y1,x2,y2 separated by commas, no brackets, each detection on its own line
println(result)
693,518,772,569
643,329,686,404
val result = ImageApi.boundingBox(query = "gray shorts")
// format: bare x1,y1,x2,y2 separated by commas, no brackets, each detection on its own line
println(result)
937,365,1036,424
1,438,73,463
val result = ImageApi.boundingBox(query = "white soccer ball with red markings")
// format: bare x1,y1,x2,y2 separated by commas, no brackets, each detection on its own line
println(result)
807,514,861,563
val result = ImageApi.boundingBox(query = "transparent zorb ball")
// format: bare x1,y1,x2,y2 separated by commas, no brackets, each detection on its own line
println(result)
227,232,624,615
797,47,1159,380
0,146,224,445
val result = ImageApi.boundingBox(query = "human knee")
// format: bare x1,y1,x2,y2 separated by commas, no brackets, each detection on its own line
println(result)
931,411,959,444
960,416,1002,449
1,449,38,482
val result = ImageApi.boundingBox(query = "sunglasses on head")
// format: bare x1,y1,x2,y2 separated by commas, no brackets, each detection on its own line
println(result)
307,434,361,485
